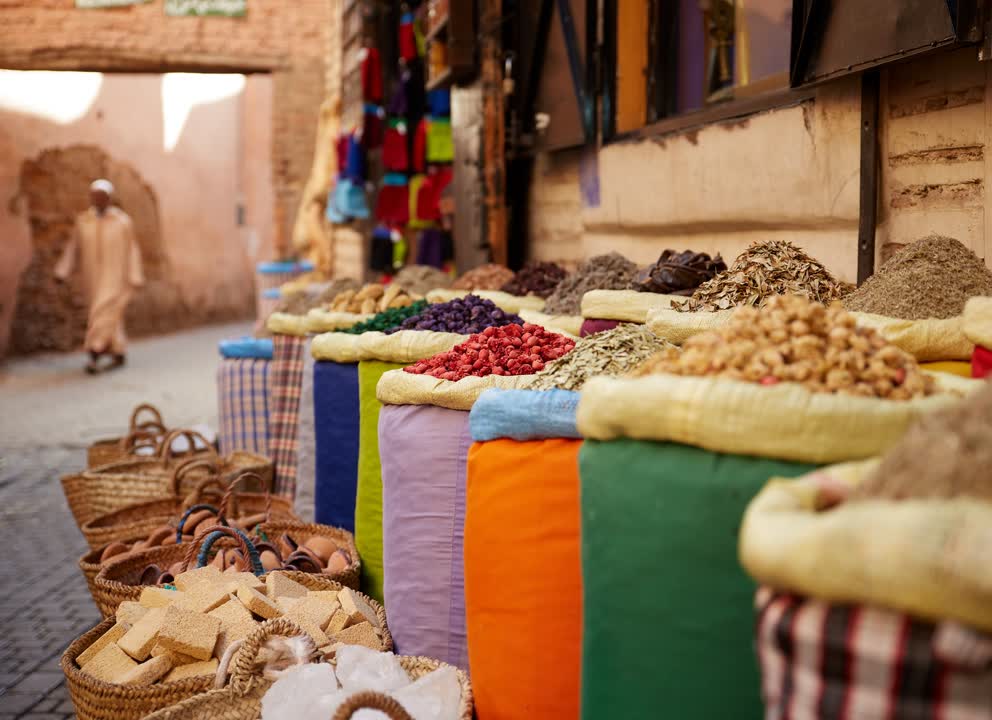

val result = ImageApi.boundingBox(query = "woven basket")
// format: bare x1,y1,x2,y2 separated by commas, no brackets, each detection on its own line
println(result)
62,617,215,720
254,521,361,591
144,621,469,720
80,467,295,552
64,432,273,529
93,526,362,619
86,404,168,468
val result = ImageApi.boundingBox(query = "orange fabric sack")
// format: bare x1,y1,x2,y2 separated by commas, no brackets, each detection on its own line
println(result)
465,438,583,720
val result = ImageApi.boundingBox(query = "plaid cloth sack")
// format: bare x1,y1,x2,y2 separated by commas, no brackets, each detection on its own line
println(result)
756,586,992,720
217,357,271,456
268,334,307,497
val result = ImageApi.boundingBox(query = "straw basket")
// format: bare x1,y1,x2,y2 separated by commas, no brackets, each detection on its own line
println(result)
93,526,362,619
62,618,215,720
80,467,295,552
86,404,168,468
253,520,361,591
63,431,273,528
144,621,470,720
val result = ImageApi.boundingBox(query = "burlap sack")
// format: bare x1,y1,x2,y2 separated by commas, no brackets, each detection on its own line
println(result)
963,296,992,348
426,289,547,314
305,309,373,333
576,372,981,464
740,461,992,632
311,330,465,363
647,306,977,361
376,369,534,411
581,289,682,322
517,310,583,337
265,312,310,337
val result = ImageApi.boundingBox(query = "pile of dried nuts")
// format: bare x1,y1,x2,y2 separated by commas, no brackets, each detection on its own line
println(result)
404,323,575,381
635,295,936,399
326,284,423,315
76,568,385,687
451,264,516,291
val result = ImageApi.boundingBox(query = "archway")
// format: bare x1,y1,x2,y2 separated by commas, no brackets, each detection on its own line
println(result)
9,144,171,354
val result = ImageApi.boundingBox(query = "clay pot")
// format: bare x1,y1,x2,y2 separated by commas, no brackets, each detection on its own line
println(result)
182,509,216,536
139,564,162,586
145,526,174,547
260,549,282,572
325,549,351,575
276,534,299,558
235,513,267,531
101,542,131,563
284,547,323,574
302,535,338,563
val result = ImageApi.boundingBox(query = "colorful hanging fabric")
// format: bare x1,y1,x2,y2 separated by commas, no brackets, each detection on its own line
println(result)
391,228,408,270
382,119,410,172
387,66,412,117
416,165,454,221
336,134,349,174
407,174,434,229
399,11,418,61
362,104,385,150
345,133,367,182
360,47,383,103
415,228,453,269
329,176,370,222
426,116,454,163
375,173,411,225
369,226,394,274
413,117,428,173
427,89,451,117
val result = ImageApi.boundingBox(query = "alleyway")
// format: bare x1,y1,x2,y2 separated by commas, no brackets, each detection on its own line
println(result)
0,323,248,719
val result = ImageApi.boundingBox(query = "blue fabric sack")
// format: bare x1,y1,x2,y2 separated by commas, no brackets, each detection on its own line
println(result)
469,389,582,442
219,337,274,360
257,260,314,274
427,89,451,116
313,361,361,532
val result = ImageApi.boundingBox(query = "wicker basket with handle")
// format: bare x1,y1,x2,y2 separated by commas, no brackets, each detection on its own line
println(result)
64,430,274,528
86,403,169,468
92,524,362,619
143,620,469,720
80,466,295,552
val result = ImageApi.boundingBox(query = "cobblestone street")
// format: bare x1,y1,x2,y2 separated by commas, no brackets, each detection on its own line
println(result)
0,324,247,718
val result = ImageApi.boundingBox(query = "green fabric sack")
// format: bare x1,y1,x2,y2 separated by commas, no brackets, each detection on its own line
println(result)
426,118,454,163
356,360,405,602
579,439,816,720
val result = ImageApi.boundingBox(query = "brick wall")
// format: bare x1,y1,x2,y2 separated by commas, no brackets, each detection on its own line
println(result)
0,0,335,258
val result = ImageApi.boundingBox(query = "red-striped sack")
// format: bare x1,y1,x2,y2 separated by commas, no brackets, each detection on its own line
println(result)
268,334,307,496
756,587,992,720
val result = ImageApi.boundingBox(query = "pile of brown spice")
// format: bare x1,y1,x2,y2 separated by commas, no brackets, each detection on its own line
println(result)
543,252,639,315
844,235,992,320
852,381,992,502
393,265,453,295
673,240,847,312
635,295,935,399
501,261,569,299
452,264,516,291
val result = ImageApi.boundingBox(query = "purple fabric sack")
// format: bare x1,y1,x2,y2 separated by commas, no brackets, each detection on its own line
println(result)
378,404,471,670
580,318,622,337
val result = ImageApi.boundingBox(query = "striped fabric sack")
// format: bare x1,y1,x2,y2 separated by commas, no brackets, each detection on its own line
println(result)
756,587,992,720
294,339,317,521
216,358,271,455
268,334,307,496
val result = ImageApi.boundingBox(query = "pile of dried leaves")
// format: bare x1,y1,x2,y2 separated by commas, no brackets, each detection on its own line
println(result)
673,240,847,312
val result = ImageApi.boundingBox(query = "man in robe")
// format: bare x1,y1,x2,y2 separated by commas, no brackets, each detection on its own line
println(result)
55,179,144,374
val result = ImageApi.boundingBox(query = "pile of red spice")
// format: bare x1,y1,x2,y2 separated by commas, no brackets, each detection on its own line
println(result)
404,323,576,381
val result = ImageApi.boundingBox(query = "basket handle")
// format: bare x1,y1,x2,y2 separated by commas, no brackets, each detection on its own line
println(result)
331,692,414,720
169,458,219,496
227,619,317,694
181,474,230,509
158,429,217,462
129,403,165,432
217,472,273,524
121,427,163,453
174,503,222,544
183,525,264,576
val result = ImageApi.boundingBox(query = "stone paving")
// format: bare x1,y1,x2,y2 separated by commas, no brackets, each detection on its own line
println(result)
0,324,248,718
